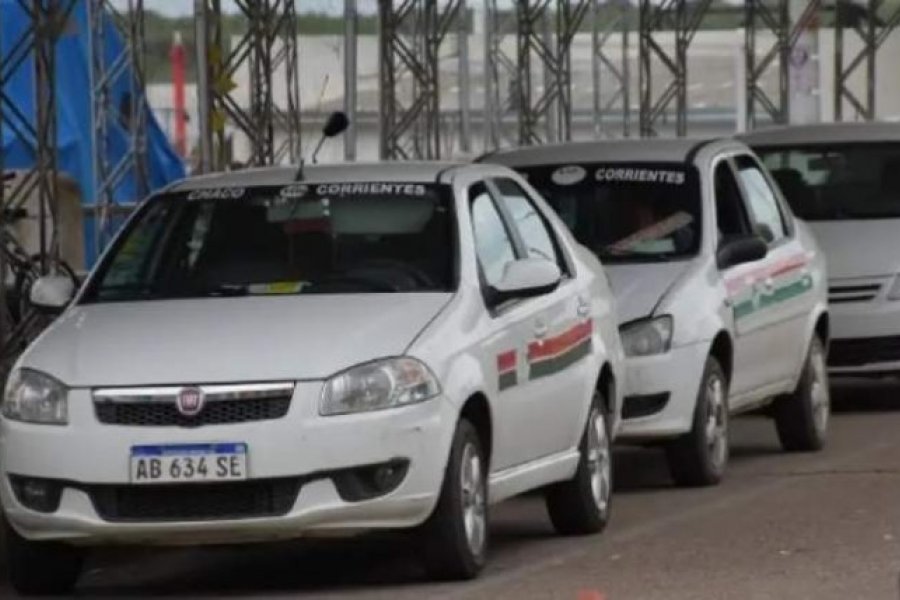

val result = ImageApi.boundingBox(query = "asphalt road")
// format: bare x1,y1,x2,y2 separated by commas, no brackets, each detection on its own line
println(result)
3,379,900,599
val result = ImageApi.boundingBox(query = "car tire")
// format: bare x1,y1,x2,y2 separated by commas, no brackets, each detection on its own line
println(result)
420,418,488,581
665,356,729,487
774,335,829,452
5,521,83,596
545,390,612,535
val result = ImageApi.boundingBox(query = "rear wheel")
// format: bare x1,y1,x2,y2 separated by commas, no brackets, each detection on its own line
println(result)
420,419,488,580
545,391,612,535
5,522,83,596
774,335,829,452
665,356,729,487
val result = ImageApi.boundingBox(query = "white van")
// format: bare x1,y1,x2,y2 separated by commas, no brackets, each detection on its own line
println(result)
742,123,900,375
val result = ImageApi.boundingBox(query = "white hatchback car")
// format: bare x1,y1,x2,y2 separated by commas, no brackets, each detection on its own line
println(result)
0,162,624,594
484,139,830,487
741,123,900,376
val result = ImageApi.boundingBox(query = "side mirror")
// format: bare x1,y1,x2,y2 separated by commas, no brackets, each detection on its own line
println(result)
717,235,768,270
489,258,562,306
29,275,75,313
322,111,349,138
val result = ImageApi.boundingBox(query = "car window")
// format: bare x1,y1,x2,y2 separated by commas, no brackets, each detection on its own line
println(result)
491,178,569,275
755,142,900,220
470,183,516,288
735,156,788,244
82,182,456,303
714,160,752,243
515,162,702,263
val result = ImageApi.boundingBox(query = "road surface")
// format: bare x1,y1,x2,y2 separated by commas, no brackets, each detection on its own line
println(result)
3,379,899,599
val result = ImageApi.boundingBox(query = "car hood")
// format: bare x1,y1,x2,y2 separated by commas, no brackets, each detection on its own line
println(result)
604,262,692,324
807,220,900,279
20,294,452,387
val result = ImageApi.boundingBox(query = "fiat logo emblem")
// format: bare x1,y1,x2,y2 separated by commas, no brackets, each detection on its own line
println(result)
176,387,205,417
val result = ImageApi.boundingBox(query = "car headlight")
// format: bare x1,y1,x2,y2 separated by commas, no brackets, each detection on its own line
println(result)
2,369,68,425
620,316,674,357
320,357,441,416
888,274,900,301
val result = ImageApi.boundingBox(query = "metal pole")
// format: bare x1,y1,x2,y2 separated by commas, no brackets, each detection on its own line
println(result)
865,0,877,118
194,0,212,173
458,2,472,155
344,0,358,161
622,7,631,137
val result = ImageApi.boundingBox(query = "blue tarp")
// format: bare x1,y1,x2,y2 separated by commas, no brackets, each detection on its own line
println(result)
0,0,185,264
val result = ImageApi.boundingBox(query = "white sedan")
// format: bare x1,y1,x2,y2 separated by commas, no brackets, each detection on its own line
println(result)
1,162,624,594
484,139,830,487
741,122,900,375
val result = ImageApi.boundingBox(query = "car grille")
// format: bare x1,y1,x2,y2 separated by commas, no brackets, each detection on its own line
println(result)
95,396,291,427
87,478,302,522
93,382,294,427
829,336,900,367
828,282,883,304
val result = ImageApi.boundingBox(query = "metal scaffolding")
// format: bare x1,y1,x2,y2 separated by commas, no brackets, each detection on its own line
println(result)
89,0,149,252
637,0,713,137
743,0,822,129
516,0,591,145
592,0,631,138
194,0,302,172
834,0,900,121
0,0,79,372
378,0,463,160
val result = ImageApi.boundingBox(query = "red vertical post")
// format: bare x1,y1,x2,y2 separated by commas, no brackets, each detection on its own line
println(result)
170,31,187,157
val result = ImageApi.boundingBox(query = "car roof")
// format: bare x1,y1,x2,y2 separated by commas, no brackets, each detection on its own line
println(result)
738,122,900,146
482,138,743,167
167,161,466,192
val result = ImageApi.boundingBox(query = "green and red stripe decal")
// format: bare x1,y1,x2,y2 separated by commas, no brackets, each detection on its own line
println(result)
497,350,518,391
495,320,594,391
725,252,813,320
528,320,594,380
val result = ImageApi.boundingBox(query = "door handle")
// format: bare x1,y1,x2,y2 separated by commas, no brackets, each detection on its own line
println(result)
762,277,775,294
534,320,548,339
577,301,591,318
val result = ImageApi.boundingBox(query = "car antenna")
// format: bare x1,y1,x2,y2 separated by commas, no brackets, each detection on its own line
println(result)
296,75,338,181
294,111,350,181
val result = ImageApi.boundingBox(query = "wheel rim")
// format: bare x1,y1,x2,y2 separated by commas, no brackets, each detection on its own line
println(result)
704,374,728,471
809,342,830,436
460,442,487,557
586,408,612,514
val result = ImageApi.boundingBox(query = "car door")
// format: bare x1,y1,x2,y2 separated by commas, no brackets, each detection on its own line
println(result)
733,154,814,384
488,177,591,461
712,156,775,400
466,180,531,471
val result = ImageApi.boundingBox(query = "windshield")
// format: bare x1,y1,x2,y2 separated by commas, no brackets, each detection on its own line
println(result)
755,143,900,220
516,162,702,262
81,182,456,303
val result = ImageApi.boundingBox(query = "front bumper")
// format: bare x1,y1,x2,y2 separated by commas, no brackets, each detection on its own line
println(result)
828,293,900,374
616,342,708,441
0,383,455,545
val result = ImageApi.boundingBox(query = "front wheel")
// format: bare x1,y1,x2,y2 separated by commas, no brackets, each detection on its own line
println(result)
665,356,729,487
5,522,83,596
774,335,829,452
420,419,488,580
545,391,612,535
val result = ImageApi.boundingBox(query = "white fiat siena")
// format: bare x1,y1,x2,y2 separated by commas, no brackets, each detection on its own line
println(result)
0,162,624,594
484,139,830,487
